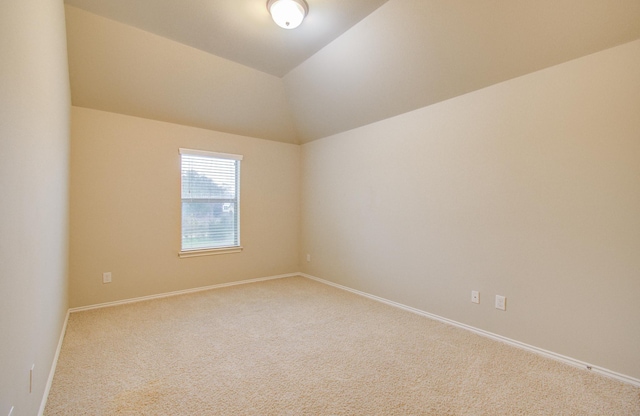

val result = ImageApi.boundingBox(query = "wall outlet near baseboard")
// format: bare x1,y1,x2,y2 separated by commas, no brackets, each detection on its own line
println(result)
495,295,506,311
306,254,311,262
29,364,34,393
471,291,480,304
103,272,112,284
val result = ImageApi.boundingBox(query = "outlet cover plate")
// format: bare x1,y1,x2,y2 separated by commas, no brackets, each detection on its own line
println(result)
103,272,112,284
471,291,480,304
30,364,34,393
495,295,506,311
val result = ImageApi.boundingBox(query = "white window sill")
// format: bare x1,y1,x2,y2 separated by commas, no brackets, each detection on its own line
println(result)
179,246,243,258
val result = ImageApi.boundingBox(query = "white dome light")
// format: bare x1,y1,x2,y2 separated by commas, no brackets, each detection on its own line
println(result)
267,0,308,30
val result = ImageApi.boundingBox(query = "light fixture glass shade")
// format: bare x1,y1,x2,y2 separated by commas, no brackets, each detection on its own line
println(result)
267,0,308,29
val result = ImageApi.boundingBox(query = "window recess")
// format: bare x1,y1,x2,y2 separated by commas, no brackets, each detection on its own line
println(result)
179,148,242,257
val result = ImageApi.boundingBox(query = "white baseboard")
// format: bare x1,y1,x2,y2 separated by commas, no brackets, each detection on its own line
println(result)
300,273,640,388
41,269,639,415
38,309,70,416
39,273,298,413
69,273,298,313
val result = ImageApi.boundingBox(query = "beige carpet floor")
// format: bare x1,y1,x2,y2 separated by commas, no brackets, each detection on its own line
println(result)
45,276,639,415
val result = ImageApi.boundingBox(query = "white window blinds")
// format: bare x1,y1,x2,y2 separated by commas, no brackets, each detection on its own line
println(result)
180,149,242,252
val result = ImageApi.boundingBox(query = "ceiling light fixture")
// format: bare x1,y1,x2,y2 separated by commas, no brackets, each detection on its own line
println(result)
267,0,308,30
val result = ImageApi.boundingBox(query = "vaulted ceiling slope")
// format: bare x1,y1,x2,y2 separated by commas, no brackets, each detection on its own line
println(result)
64,0,390,77
65,0,640,144
286,0,640,141
65,5,300,143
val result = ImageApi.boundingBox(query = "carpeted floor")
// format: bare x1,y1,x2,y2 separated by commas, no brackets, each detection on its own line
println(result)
45,276,639,415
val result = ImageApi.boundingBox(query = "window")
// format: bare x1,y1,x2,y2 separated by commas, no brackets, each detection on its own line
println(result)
179,148,242,257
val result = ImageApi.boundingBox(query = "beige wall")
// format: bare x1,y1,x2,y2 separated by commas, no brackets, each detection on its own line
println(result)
301,40,640,379
0,0,70,414
69,107,300,308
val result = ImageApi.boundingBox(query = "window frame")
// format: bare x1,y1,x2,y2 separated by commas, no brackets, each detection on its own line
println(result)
178,148,243,258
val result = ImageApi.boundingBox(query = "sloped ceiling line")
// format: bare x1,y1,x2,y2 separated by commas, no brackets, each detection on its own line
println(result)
64,0,640,144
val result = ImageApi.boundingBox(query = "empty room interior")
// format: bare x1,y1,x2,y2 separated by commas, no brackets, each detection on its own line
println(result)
2,0,640,414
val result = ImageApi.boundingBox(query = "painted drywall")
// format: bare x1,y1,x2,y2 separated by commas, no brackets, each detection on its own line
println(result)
0,0,71,414
64,0,390,77
285,0,640,142
65,5,299,144
300,40,640,379
69,107,300,308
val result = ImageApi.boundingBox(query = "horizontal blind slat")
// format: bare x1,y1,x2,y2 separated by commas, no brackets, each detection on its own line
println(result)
181,153,240,251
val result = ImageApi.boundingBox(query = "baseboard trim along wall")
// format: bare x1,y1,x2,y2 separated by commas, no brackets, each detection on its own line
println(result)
38,309,70,416
42,270,638,414
41,273,298,411
69,273,299,313
300,273,640,388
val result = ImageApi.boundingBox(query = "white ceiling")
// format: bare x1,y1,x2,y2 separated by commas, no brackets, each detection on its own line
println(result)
284,0,640,141
64,0,390,77
64,0,640,144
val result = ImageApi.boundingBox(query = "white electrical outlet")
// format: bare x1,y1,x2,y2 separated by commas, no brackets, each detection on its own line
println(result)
495,295,506,311
471,291,480,304
29,364,34,393
306,254,311,262
103,272,112,284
